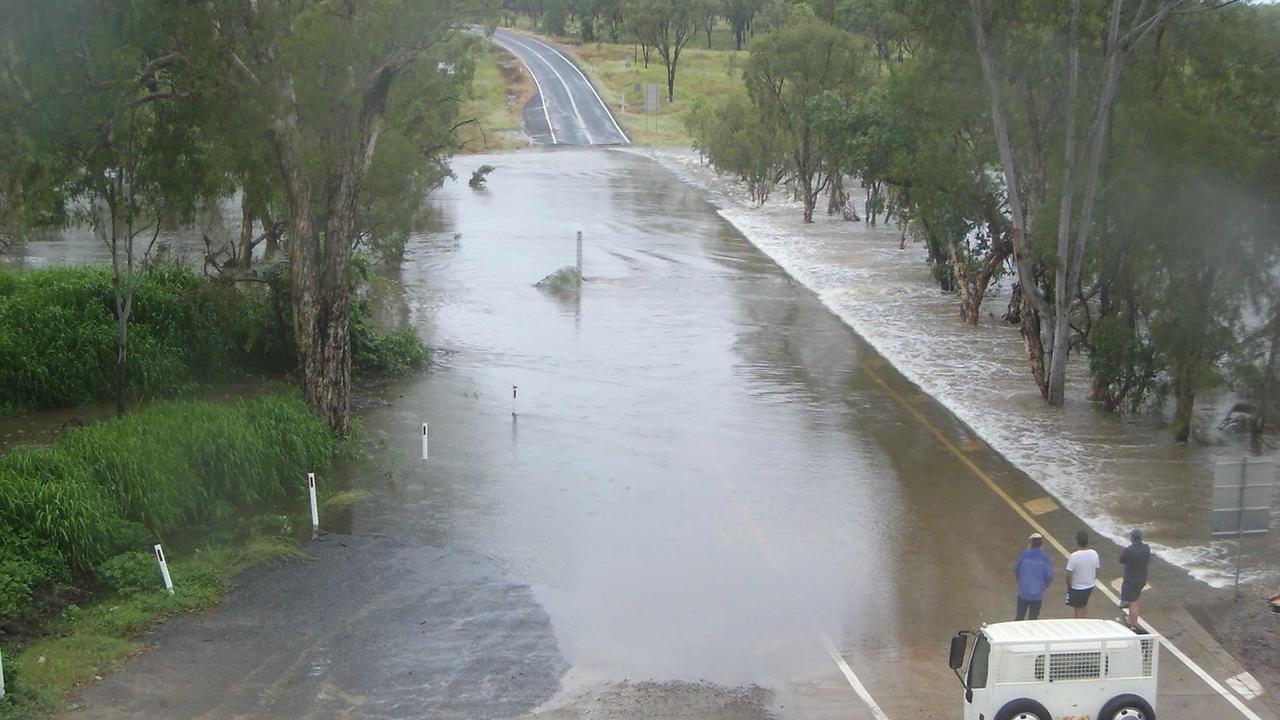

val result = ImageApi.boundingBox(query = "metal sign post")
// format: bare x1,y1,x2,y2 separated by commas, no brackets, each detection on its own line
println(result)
1210,456,1277,598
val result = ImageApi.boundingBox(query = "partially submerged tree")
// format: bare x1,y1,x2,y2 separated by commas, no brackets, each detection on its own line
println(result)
967,0,1187,404
744,6,862,222
202,0,489,433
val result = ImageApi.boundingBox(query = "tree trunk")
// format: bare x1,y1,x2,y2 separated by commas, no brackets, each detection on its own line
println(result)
1172,368,1195,443
238,199,254,269
114,299,128,417
1021,298,1049,398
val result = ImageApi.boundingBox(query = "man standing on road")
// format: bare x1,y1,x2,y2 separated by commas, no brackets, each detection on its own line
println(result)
1065,530,1101,618
1119,529,1151,629
1013,532,1054,620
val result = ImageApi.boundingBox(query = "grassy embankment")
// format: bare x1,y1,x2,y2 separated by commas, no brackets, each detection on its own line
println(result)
0,264,421,717
497,21,747,147
456,43,535,153
0,394,353,719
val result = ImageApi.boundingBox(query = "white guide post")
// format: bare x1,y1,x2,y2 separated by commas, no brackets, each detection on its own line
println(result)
576,231,583,276
421,422,429,460
512,385,518,417
153,544,174,595
308,472,319,533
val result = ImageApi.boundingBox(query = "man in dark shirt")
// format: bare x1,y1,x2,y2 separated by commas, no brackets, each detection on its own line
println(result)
1118,529,1151,629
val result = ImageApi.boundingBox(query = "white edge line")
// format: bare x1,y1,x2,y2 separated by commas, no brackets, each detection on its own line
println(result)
821,634,892,720
523,35,631,144
491,35,557,144
496,33,593,144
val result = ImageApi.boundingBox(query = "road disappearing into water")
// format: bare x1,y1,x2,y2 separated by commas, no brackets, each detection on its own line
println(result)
61,150,1278,720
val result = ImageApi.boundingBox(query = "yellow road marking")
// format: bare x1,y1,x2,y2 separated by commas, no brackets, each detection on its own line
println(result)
1024,496,1060,516
960,438,986,452
858,360,1266,720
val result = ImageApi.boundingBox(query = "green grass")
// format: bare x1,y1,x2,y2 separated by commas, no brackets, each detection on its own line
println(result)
458,44,532,153
0,528,315,719
548,37,746,147
490,19,748,147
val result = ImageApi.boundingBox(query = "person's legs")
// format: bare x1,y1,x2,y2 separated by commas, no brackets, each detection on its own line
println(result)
1128,599,1140,626
1015,597,1028,621
1027,600,1042,620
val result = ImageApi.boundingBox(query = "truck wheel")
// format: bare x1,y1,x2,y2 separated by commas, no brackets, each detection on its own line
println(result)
1100,694,1155,720
994,698,1050,720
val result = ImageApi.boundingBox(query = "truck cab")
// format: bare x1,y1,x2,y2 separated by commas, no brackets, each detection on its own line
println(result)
948,619,1159,720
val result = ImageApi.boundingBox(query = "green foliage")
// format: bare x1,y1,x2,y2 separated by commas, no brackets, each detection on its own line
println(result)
0,532,70,623
0,266,258,410
690,95,787,204
95,552,160,597
469,164,497,190
0,395,337,574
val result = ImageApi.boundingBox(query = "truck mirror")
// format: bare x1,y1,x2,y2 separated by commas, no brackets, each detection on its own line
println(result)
948,632,967,670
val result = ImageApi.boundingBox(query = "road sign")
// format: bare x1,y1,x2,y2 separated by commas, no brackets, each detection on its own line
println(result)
644,83,660,112
1210,456,1276,537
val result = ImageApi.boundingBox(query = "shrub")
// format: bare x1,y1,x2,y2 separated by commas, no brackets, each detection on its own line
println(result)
95,552,160,596
0,530,70,622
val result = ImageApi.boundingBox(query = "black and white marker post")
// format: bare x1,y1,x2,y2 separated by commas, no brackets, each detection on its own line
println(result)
307,472,319,536
153,543,175,595
421,422,429,460
1,645,6,699
512,385,518,418
576,230,583,276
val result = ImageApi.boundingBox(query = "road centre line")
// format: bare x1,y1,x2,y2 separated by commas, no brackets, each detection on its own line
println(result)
858,361,1266,720
491,35,556,144
496,33,594,144
523,35,630,144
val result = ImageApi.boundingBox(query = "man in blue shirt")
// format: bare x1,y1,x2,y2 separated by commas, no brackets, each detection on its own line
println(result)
1013,532,1055,620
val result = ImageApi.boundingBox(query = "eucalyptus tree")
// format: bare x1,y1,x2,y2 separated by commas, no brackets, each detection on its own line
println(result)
743,5,862,222
197,0,491,433
967,0,1188,404
0,0,224,415
722,0,762,50
624,0,713,100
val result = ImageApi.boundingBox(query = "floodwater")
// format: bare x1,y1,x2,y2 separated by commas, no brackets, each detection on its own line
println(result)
12,148,1268,718
649,149,1280,590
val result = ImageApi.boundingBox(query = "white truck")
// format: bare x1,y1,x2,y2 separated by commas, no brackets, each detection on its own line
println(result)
948,619,1159,720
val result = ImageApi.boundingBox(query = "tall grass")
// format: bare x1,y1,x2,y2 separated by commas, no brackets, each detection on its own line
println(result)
0,266,258,410
0,395,338,581
0,263,428,412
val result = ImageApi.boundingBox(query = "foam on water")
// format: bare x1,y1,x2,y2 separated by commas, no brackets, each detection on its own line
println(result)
642,148,1275,589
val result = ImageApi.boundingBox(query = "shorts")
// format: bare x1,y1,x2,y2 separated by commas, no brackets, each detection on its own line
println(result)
1066,587,1094,608
1120,579,1145,603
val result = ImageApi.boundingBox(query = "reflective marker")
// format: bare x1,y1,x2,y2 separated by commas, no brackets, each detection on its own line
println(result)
307,472,319,532
154,544,174,595
421,422,429,460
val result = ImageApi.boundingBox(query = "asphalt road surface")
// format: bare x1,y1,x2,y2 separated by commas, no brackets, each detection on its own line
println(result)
491,29,629,146
63,150,1277,720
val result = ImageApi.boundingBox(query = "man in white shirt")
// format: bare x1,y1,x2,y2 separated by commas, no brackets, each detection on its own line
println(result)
1065,530,1101,618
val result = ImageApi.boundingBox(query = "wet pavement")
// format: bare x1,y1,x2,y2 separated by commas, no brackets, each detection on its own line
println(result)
491,30,629,146
58,149,1277,719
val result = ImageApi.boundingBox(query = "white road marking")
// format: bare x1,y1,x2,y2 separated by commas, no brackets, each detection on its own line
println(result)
821,635,892,720
861,363,1269,720
492,35,556,144
524,37,630,144
722,481,892,719
495,33,594,144
1227,672,1263,701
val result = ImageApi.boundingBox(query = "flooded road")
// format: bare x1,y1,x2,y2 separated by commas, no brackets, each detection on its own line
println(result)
58,149,1272,719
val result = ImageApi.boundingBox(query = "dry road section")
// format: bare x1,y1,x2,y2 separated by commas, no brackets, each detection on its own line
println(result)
491,29,629,146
